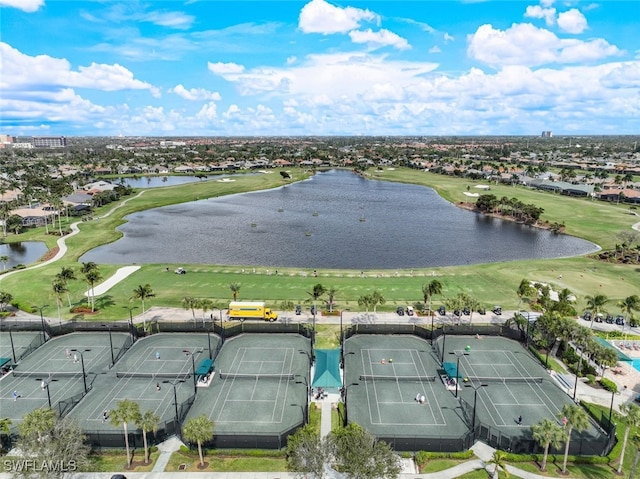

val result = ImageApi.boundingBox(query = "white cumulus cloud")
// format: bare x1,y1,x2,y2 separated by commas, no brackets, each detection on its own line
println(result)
169,84,221,101
524,5,556,26
467,23,621,67
349,28,410,50
298,0,378,35
208,61,246,78
0,0,43,12
0,42,159,95
557,9,588,34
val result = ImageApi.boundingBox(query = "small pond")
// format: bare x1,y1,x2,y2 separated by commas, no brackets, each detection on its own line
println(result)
0,241,49,269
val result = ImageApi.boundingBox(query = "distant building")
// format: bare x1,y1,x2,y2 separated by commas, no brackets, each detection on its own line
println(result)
541,131,553,138
0,134,14,144
32,136,67,148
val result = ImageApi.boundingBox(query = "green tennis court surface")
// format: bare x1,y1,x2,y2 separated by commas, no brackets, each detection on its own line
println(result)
67,333,219,431
0,331,43,364
0,332,129,428
440,336,608,454
344,335,467,443
187,334,311,442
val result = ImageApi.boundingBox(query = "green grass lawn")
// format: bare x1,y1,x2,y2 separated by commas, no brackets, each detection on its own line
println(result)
1,168,638,321
165,450,286,472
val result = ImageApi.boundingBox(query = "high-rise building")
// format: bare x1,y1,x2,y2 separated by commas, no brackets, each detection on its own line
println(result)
541,131,553,138
32,136,67,148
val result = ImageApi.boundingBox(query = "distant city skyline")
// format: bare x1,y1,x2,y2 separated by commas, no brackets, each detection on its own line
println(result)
1,0,638,137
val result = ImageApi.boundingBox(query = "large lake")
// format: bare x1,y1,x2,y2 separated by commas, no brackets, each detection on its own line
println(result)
80,170,598,269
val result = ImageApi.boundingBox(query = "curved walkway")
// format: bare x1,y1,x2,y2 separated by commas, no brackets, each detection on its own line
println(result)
0,190,146,283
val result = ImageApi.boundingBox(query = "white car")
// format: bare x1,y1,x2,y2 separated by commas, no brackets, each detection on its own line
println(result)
406,306,414,316
174,267,186,275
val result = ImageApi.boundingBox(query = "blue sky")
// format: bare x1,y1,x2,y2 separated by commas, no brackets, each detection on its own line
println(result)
1,0,638,136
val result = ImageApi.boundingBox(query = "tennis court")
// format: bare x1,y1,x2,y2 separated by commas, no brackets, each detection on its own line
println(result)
0,332,128,429
67,333,218,431
439,335,607,454
0,331,43,364
343,335,468,450
187,333,311,448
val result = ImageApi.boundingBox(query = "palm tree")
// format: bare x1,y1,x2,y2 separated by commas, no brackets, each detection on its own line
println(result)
371,290,385,313
307,283,326,302
56,266,76,308
0,417,12,451
131,284,155,314
18,407,56,442
531,418,565,471
357,294,373,313
80,262,101,312
52,278,67,322
136,409,160,464
182,296,199,320
557,404,590,474
110,399,141,468
422,280,443,315
229,282,241,301
325,287,338,313
0,255,8,271
618,295,640,326
182,415,215,468
486,449,509,478
516,278,535,309
585,293,609,329
618,403,640,474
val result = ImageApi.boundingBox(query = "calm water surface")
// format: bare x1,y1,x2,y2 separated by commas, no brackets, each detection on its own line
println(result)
81,170,598,269
0,242,48,269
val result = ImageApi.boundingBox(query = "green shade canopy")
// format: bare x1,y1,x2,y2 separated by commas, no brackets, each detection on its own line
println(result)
312,349,342,388
0,358,11,368
443,362,461,378
196,358,214,376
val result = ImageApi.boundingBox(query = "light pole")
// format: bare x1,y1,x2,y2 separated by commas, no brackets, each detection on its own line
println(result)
35,305,49,343
431,312,435,346
183,349,202,394
102,323,115,366
340,308,350,366
163,379,185,424
440,327,447,363
449,351,469,398
206,328,212,360
122,306,137,342
608,389,615,426
35,377,58,409
8,326,16,363
71,348,91,393
465,382,487,440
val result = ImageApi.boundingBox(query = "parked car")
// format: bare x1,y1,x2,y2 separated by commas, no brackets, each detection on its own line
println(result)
174,267,186,274
615,315,625,326
295,305,302,315
595,313,604,323
605,313,614,324
478,307,486,315
406,306,414,316
492,306,502,315
396,306,405,316
462,307,471,316
310,305,317,315
583,311,592,321
438,305,446,316
453,310,461,317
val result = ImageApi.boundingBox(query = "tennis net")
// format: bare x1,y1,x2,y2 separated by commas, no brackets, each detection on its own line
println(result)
218,372,295,380
359,374,436,382
116,371,192,380
11,370,84,379
465,376,544,384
